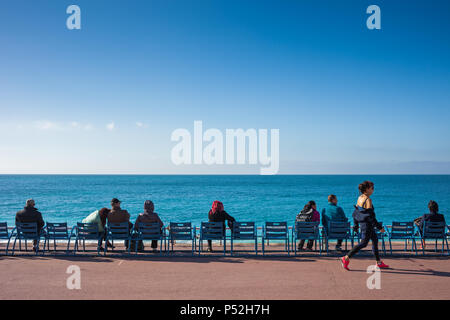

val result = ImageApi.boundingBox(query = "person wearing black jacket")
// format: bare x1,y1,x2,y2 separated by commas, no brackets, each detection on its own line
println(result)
207,200,235,252
341,181,389,270
419,200,446,233
418,200,446,249
15,199,45,251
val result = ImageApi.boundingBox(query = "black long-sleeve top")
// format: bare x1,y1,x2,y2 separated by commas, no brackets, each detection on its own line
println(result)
208,210,235,230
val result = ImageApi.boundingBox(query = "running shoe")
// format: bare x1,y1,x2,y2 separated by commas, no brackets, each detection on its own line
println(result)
377,261,390,269
341,256,350,270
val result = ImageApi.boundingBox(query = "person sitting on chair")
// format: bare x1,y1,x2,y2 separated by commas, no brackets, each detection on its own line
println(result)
207,200,235,252
107,198,132,248
82,207,114,251
418,200,446,249
296,200,320,251
134,200,164,252
15,199,45,252
322,194,347,251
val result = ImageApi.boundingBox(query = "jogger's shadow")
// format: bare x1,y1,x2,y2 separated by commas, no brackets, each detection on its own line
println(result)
350,267,450,278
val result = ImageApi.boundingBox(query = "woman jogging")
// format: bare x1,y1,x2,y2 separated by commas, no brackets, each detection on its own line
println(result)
341,181,389,270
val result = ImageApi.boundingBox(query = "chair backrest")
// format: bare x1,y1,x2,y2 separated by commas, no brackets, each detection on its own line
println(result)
232,222,256,240
136,222,162,239
76,222,101,239
107,222,130,239
327,221,350,239
423,221,446,238
294,221,319,238
46,222,69,239
391,221,414,238
200,222,224,240
16,222,39,239
169,222,193,240
0,222,8,238
264,222,288,239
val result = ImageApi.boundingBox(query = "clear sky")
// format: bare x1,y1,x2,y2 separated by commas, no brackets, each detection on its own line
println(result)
0,0,449,174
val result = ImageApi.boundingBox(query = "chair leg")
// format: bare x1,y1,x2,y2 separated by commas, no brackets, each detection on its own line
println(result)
262,237,265,256
287,238,290,256
6,236,13,256
66,238,71,254
12,237,18,256
294,237,297,256
104,238,108,256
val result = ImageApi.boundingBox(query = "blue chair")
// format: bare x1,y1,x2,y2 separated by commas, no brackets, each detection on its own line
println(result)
324,221,350,255
387,221,417,255
9,222,44,255
199,222,225,255
132,222,166,255
168,222,196,255
105,222,133,255
420,221,449,255
292,221,321,255
44,222,73,254
72,222,103,255
0,222,14,255
230,222,257,255
261,222,289,256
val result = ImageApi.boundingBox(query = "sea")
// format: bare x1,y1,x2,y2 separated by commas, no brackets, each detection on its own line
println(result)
0,175,449,228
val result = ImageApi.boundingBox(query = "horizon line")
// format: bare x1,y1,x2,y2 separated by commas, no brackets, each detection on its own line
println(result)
0,173,449,176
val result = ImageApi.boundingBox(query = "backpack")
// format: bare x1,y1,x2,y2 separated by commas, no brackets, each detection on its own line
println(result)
296,209,313,222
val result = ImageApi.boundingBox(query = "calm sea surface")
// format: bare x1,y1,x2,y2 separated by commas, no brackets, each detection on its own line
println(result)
0,175,449,227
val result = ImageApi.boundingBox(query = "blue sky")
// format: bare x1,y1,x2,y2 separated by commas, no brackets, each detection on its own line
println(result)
0,0,449,174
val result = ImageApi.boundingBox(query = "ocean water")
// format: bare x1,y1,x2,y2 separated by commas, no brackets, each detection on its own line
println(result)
0,175,449,228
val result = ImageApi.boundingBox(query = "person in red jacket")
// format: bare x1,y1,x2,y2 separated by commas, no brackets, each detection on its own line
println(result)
207,200,235,252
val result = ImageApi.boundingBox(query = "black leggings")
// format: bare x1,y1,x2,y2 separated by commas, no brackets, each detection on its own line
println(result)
347,229,380,261
298,239,314,250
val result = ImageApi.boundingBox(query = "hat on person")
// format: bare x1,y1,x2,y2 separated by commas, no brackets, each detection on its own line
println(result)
111,198,121,204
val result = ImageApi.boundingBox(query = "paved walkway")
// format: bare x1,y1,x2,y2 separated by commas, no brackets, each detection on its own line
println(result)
0,252,449,299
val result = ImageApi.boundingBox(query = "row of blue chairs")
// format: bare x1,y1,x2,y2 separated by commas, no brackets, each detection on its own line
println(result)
1,220,449,256
293,220,450,256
